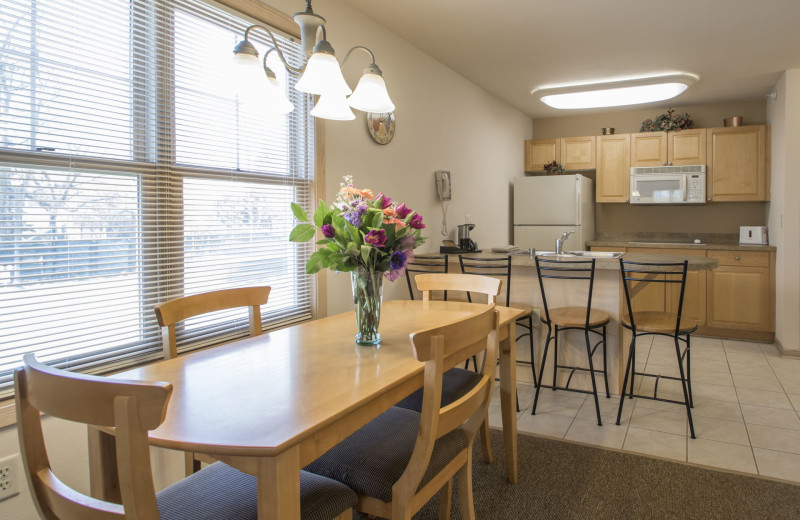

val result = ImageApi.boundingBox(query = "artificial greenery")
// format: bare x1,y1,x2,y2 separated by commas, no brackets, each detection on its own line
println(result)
640,108,694,132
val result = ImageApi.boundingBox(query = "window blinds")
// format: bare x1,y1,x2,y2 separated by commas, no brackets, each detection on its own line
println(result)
0,0,316,398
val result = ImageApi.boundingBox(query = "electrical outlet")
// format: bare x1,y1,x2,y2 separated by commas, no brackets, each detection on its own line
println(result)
0,454,21,501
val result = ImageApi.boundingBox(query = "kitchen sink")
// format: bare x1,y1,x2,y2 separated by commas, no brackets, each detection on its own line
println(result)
537,251,625,259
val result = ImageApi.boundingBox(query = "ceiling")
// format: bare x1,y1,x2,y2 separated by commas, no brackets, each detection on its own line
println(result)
340,0,800,119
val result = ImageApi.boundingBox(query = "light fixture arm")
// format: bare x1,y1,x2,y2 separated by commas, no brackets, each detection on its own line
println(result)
239,24,303,75
342,45,385,78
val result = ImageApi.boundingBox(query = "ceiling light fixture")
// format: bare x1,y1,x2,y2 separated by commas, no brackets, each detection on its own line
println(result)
532,73,699,110
232,0,395,119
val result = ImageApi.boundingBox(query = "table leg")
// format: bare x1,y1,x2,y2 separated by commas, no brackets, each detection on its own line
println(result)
88,427,121,503
499,323,518,484
257,445,301,520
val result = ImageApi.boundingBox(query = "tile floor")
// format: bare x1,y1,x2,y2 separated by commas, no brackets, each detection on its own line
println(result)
488,335,800,483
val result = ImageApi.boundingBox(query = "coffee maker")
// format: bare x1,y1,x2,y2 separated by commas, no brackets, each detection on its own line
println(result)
457,223,478,252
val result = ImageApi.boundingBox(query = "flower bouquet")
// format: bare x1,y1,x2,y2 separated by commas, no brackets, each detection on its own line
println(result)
290,176,427,345
543,160,566,175
640,108,694,132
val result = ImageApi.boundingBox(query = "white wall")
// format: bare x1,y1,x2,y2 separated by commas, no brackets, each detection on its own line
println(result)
0,1,531,518
767,69,800,354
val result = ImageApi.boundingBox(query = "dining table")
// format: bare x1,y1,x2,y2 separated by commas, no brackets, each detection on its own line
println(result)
88,299,526,520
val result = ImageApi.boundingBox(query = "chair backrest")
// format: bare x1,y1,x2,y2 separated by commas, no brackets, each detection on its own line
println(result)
15,354,171,520
405,254,449,300
535,257,597,328
414,273,501,304
458,255,512,305
394,305,499,502
619,259,689,334
154,286,271,359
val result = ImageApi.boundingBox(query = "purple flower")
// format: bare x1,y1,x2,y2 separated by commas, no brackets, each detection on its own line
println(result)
395,203,413,219
345,204,368,227
409,213,425,230
384,267,405,282
389,250,407,270
377,192,392,209
364,229,387,247
321,224,335,238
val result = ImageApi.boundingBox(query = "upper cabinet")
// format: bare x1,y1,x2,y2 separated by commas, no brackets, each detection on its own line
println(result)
525,136,596,172
630,129,706,167
707,125,768,201
596,134,630,203
525,139,559,172
561,136,596,170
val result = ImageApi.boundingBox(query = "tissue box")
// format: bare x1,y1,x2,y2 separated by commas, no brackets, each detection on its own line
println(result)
739,226,768,245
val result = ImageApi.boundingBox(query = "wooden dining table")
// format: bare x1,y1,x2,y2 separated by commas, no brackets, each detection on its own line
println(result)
88,299,525,520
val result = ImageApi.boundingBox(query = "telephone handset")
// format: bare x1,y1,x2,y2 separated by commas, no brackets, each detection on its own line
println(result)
434,170,452,201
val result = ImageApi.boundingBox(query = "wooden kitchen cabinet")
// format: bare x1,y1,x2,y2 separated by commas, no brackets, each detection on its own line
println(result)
596,134,630,203
630,129,706,167
525,139,559,172
707,250,773,332
561,136,596,170
707,125,768,201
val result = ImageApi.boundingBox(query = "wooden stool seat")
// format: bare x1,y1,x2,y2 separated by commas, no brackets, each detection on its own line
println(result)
622,312,698,334
546,306,610,328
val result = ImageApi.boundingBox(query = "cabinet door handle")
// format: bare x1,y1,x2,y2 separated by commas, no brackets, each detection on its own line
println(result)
735,256,741,261
668,161,673,166
662,161,666,166
707,197,712,201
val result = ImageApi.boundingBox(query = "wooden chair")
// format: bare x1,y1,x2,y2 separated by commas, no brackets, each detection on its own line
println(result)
305,305,499,520
154,286,270,474
532,258,610,426
14,354,356,520
616,259,698,438
459,255,538,387
396,273,500,463
404,254,449,301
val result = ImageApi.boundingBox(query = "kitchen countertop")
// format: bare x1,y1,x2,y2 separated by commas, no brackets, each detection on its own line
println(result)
426,251,718,271
586,239,775,252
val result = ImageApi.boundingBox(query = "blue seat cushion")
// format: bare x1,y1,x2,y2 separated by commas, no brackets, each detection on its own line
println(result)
156,461,356,520
303,406,469,503
395,367,482,412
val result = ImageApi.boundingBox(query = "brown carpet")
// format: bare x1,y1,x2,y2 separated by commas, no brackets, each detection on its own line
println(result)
359,429,800,519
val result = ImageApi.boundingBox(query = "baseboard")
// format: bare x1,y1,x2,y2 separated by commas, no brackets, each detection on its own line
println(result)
774,338,800,358
695,326,774,343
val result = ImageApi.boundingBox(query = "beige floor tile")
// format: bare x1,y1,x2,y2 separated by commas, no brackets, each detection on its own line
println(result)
690,398,744,421
690,347,727,362
726,361,775,378
576,395,631,425
623,427,687,461
741,404,800,430
736,387,793,410
517,411,574,438
691,415,750,445
692,369,733,386
689,382,739,403
788,394,800,412
565,418,628,449
644,362,682,378
747,424,800,454
516,382,537,412
691,336,724,348
753,448,800,483
767,355,800,369
688,438,757,474
772,367,800,394
529,388,587,417
646,352,681,367
630,407,688,436
691,358,731,373
630,394,686,412
759,343,781,358
732,373,783,392
722,340,763,356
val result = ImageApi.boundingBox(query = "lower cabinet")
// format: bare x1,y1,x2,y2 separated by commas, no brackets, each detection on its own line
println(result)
706,251,773,332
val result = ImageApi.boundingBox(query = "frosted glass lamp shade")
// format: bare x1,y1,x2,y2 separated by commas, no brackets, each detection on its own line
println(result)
295,52,352,96
311,93,355,120
348,72,395,113
263,75,295,114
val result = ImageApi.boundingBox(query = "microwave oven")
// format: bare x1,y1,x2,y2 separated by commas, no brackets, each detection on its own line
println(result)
630,165,706,204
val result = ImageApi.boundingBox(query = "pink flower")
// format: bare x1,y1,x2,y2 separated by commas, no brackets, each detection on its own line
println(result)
395,203,413,219
364,229,387,247
409,213,425,230
376,192,392,209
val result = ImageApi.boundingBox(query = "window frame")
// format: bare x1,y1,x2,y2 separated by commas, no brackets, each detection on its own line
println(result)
0,0,327,427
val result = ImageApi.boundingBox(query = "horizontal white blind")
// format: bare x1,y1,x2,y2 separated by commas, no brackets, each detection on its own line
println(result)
0,0,316,398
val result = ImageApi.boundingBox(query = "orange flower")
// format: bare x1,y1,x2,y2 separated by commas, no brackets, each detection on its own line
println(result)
339,186,375,200
382,208,397,217
384,217,406,230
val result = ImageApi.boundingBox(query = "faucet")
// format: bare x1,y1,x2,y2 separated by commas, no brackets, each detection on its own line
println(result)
555,231,574,255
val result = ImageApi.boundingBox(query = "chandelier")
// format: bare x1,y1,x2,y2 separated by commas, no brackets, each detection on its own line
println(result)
232,0,395,120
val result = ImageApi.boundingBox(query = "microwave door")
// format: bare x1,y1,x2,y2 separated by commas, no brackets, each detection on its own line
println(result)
680,175,688,202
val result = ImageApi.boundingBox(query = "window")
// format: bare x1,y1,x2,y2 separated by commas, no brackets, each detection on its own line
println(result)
0,0,316,398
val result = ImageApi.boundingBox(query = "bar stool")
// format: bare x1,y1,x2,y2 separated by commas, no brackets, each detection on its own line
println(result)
532,257,610,426
616,259,697,438
459,255,538,387
405,254,449,300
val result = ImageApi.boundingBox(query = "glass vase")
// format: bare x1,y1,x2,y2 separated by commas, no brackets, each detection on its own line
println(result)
350,267,384,346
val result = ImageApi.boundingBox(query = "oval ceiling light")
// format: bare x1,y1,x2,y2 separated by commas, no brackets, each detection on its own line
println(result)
532,73,699,109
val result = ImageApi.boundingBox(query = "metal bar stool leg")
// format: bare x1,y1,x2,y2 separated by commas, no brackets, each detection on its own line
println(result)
552,326,559,392
674,335,696,439
601,325,610,398
686,335,694,408
629,335,636,398
616,335,636,425
531,325,552,415
527,315,538,388
584,329,603,426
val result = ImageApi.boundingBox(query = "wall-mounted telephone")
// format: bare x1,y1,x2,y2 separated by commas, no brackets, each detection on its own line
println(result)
434,170,452,201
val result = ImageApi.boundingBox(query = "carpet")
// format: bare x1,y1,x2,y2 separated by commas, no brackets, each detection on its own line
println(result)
359,429,800,519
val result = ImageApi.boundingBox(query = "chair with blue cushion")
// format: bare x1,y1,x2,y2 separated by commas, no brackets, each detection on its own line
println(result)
14,354,356,520
305,305,499,520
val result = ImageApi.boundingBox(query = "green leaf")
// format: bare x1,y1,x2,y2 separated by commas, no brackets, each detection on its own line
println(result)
313,200,331,228
316,238,331,245
360,244,372,263
291,202,308,222
305,250,329,274
346,222,362,246
370,209,384,229
289,223,315,242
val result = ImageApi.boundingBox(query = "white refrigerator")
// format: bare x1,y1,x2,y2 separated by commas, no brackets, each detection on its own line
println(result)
513,174,595,252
